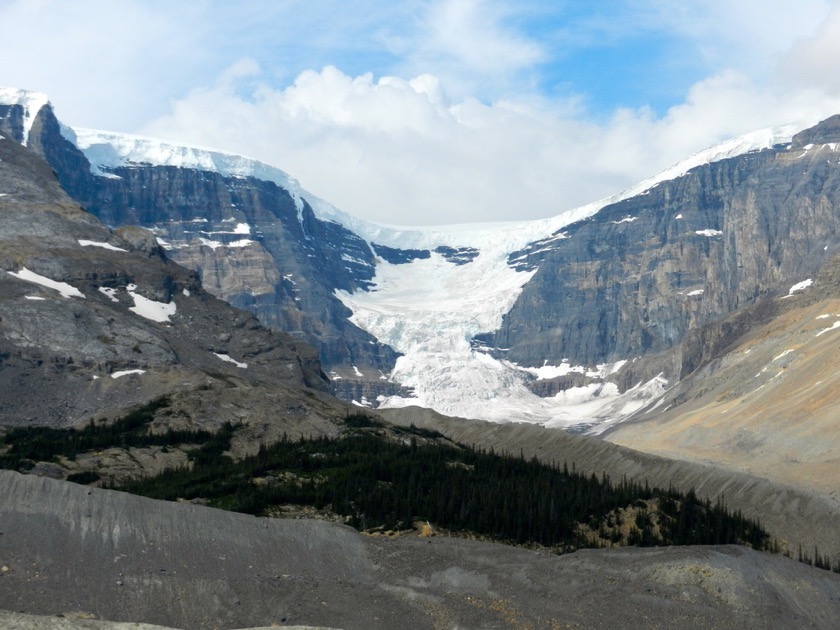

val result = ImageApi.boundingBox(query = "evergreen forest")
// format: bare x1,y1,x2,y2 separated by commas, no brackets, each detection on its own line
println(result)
1,403,824,562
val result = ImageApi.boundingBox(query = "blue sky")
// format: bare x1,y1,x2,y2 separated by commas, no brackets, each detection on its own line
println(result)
4,0,840,224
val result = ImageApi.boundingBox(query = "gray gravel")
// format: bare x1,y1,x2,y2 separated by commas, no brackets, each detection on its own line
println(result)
0,611,334,630
2,471,840,629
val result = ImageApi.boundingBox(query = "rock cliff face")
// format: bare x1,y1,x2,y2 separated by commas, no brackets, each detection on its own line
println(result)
25,105,403,402
480,118,840,390
0,122,339,431
602,248,840,497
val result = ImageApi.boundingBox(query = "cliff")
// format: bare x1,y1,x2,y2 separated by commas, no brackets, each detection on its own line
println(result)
483,119,840,392
0,117,340,437
23,106,402,402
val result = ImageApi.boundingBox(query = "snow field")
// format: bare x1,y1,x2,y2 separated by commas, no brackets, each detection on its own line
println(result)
7,268,84,299
126,284,176,323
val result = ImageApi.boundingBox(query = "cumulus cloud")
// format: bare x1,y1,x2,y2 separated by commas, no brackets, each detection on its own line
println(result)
6,1,840,225
140,58,840,226
781,3,840,93
133,1,840,226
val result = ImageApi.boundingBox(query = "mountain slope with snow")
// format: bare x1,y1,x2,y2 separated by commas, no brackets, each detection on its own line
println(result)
7,87,840,434
52,104,803,427
68,120,800,253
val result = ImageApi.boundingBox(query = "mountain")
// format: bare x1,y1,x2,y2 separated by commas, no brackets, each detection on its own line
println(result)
603,251,840,496
0,94,356,473
6,94,406,406
5,87,840,628
7,87,840,489
10,88,834,429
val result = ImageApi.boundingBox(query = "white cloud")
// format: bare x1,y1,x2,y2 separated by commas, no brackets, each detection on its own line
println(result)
781,3,840,93
403,0,545,98
140,56,840,225
6,1,840,225
638,0,834,72
0,0,217,129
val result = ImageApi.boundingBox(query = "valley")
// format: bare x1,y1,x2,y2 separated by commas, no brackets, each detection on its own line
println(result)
3,87,840,628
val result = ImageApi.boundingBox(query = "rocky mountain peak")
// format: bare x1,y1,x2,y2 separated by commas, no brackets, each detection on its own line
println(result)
0,127,337,432
790,113,840,148
0,87,49,145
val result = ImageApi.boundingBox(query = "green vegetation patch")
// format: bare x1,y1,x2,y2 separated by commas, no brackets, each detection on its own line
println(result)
0,397,213,470
115,432,771,553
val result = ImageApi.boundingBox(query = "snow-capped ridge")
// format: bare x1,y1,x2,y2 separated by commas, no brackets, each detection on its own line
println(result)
68,128,308,216
0,87,50,144
63,118,803,258
0,86,810,253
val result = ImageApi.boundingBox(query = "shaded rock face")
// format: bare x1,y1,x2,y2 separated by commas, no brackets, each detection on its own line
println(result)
480,121,840,386
0,125,332,428
0,103,26,143
28,105,399,401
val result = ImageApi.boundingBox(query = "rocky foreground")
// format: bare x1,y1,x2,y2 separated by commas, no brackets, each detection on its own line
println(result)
2,470,840,630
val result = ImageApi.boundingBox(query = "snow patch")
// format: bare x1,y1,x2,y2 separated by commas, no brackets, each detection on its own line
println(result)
342,253,371,266
24,295,46,301
788,279,813,294
695,229,723,237
518,362,584,380
516,360,626,381
98,287,119,303
772,349,794,362
687,289,705,297
198,237,224,250
582,375,671,435
816,321,840,337
214,353,248,369
78,239,128,252
126,285,176,323
111,369,146,379
7,268,84,299
197,237,254,249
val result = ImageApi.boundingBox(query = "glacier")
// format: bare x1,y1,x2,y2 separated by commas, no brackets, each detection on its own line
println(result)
62,115,803,429
0,87,809,430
